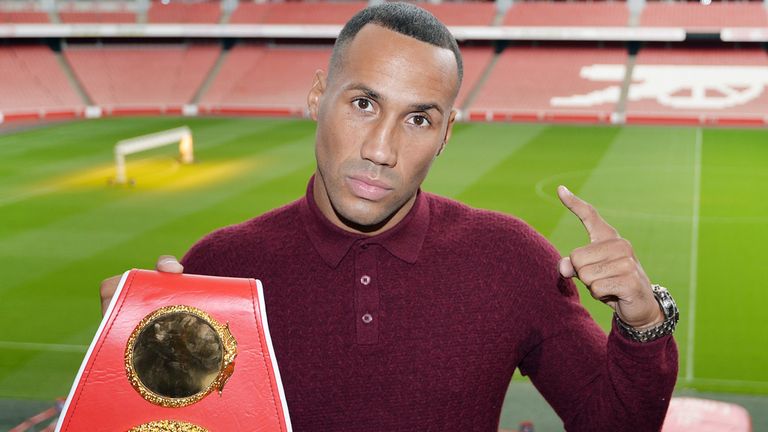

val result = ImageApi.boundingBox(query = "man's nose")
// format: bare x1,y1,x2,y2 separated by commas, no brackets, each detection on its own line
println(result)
360,117,398,167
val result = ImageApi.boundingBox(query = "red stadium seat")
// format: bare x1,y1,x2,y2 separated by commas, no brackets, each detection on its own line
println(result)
640,2,768,31
148,1,220,24
626,48,768,124
0,10,49,23
199,45,331,115
0,46,83,115
503,3,629,27
65,44,220,111
468,47,628,122
230,2,366,25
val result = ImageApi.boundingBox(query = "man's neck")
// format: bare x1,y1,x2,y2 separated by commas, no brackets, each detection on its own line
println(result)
312,173,417,237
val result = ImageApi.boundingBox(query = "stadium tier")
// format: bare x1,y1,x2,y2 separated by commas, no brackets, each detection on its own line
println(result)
625,48,768,125
65,44,219,113
229,2,367,25
0,10,49,23
503,2,629,27
0,45,83,116
228,1,494,26
468,47,628,122
418,2,497,26
147,0,220,23
639,2,768,31
455,46,494,110
58,11,137,24
199,45,332,116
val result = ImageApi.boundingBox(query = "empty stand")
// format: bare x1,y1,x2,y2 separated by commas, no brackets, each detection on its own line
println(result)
229,2,496,26
469,47,628,122
640,2,768,31
59,11,136,24
625,48,768,124
65,44,220,112
229,2,366,25
0,46,83,115
420,2,497,26
455,47,494,109
0,10,49,23
504,3,629,27
148,1,220,24
199,45,332,115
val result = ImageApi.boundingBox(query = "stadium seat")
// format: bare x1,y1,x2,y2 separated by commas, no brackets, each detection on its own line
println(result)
640,2,768,31
199,44,332,116
625,48,768,124
0,10,49,23
468,47,628,122
0,45,83,115
148,1,220,24
503,2,630,27
229,2,366,25
59,11,137,24
65,44,220,112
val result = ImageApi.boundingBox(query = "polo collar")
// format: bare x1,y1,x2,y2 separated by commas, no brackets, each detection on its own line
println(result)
299,176,430,268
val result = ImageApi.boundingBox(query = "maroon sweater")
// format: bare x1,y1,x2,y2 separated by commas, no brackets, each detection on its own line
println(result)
181,180,678,431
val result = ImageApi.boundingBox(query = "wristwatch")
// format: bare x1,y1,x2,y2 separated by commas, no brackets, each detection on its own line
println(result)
615,284,679,343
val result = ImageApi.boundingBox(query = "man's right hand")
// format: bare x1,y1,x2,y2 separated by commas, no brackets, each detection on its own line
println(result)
99,255,184,316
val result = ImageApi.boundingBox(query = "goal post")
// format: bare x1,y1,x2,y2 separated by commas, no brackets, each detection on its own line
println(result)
113,126,194,184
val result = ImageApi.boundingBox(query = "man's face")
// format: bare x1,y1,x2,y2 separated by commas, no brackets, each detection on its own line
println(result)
308,24,459,234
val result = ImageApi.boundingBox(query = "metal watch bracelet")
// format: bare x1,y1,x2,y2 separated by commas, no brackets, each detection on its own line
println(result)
615,284,680,343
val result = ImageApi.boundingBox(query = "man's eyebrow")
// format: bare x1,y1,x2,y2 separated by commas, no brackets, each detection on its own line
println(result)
344,83,383,101
344,83,444,115
409,103,443,115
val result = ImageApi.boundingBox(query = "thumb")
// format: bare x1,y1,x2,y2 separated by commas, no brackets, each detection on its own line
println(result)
156,255,184,274
558,256,576,278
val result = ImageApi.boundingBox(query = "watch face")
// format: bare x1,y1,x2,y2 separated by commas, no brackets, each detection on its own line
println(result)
125,305,238,408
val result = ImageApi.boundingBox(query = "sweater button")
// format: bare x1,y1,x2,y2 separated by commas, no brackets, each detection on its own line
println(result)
361,313,373,324
360,275,371,285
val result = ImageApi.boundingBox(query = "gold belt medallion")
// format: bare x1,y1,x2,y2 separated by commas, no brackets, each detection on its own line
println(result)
125,305,237,408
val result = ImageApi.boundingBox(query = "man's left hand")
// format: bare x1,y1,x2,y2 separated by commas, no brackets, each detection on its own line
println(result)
557,185,664,329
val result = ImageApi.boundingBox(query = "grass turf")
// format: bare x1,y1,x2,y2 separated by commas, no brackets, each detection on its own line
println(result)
0,117,766,421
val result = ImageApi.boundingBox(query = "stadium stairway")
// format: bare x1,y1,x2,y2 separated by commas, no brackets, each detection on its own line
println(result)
190,44,230,106
54,46,93,107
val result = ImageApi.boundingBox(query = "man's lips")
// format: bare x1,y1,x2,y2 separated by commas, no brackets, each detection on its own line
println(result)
346,176,393,201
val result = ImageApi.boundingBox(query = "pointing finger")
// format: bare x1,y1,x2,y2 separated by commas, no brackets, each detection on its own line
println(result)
557,185,619,243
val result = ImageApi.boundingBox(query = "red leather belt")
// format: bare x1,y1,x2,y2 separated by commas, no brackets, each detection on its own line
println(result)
56,269,291,432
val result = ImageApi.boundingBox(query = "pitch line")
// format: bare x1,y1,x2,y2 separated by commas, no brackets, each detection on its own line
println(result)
0,340,88,353
686,128,702,383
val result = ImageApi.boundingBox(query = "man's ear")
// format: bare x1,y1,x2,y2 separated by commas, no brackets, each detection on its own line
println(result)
307,70,327,121
437,109,457,156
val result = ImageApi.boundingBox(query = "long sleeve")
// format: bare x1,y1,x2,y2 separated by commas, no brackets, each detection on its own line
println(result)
519,275,678,432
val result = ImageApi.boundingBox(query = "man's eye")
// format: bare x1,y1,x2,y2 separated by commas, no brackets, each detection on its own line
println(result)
354,99,373,111
408,115,431,127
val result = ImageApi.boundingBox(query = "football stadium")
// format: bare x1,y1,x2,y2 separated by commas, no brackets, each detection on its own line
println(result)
0,0,767,431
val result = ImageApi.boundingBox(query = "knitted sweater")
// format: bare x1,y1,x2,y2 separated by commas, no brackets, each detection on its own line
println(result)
181,180,678,431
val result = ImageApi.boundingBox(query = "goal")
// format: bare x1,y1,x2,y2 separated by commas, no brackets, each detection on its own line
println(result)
113,126,194,184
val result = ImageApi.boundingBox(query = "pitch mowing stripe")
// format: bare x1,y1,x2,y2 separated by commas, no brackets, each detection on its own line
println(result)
0,341,87,353
685,128,701,383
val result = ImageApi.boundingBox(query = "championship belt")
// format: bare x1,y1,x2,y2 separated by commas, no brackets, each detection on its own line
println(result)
55,269,292,432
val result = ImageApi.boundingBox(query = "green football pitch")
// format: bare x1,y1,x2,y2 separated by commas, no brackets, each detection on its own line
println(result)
0,117,766,425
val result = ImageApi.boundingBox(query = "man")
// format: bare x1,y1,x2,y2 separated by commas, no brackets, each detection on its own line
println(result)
101,3,678,431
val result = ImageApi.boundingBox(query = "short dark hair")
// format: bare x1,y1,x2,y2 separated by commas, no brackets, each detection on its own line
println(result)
329,2,463,89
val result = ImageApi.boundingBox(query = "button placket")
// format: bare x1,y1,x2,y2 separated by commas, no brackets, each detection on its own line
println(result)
354,243,379,344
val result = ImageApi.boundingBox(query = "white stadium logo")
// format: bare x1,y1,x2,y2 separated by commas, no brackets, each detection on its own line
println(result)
550,64,768,109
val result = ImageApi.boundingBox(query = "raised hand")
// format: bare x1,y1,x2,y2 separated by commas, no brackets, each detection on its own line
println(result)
557,186,663,329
